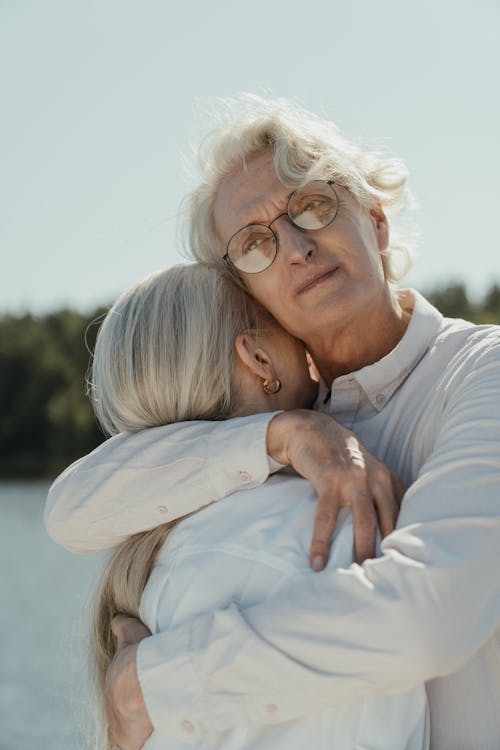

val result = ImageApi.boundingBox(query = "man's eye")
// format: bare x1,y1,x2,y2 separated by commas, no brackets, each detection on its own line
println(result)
301,197,327,213
242,235,266,254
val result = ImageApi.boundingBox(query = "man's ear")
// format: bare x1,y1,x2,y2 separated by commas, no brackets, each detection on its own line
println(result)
235,333,276,381
370,203,389,252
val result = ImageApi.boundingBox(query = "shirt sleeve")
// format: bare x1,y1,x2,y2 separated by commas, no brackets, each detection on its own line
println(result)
45,413,277,553
136,336,500,736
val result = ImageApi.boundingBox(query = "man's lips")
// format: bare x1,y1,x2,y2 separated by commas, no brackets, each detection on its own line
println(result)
295,267,339,295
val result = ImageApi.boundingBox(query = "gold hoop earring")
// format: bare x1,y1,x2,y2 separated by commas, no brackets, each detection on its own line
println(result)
263,378,282,395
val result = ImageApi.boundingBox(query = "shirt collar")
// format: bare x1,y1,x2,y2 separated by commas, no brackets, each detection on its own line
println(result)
315,290,443,413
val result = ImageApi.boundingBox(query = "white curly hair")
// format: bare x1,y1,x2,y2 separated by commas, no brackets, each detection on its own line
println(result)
182,93,416,285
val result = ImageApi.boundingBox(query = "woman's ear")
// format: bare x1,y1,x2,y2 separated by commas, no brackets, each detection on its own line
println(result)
235,333,276,381
369,203,389,252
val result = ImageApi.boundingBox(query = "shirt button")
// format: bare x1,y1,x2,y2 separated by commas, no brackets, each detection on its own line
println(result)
239,471,251,483
375,393,386,406
266,703,278,714
157,505,168,514
181,719,195,733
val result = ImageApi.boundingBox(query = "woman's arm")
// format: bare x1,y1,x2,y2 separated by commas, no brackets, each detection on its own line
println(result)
45,411,400,558
45,414,274,552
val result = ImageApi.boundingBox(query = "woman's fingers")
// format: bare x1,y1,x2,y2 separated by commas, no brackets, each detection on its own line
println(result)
267,410,405,571
350,485,378,563
391,473,406,507
309,494,340,571
372,472,402,539
309,476,402,570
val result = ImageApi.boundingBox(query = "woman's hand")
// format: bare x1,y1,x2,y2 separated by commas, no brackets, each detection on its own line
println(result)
267,411,404,569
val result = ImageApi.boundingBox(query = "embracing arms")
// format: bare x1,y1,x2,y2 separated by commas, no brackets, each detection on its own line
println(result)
105,334,500,745
45,410,402,564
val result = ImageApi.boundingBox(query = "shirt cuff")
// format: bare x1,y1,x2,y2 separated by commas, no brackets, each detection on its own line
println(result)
137,627,205,741
207,412,281,498
267,455,287,473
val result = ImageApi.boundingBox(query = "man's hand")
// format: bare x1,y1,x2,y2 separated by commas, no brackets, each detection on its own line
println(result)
267,411,404,569
105,615,153,750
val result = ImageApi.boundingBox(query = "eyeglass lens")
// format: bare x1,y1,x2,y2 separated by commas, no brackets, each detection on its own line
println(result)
227,180,338,274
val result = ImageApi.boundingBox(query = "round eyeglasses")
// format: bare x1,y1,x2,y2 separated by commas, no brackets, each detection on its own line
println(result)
223,179,339,274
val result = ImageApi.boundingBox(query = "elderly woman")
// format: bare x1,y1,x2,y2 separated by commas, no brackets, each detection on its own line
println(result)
89,263,428,750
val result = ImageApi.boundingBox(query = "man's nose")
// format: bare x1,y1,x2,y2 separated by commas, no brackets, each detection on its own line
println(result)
275,216,317,264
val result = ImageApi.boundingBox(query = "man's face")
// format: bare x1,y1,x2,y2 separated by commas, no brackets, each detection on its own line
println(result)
213,150,390,344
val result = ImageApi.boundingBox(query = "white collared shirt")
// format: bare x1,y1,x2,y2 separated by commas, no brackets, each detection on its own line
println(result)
45,291,500,749
139,483,428,749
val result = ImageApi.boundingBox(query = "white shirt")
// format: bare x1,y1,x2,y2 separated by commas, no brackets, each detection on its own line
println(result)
140,477,429,749
45,290,500,749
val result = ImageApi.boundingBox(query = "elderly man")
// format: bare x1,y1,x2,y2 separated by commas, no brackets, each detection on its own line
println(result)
46,96,500,749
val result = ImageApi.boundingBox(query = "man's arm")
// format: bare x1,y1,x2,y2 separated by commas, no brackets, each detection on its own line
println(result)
113,341,500,741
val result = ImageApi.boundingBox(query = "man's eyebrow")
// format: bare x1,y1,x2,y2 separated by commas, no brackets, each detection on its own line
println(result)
234,187,297,231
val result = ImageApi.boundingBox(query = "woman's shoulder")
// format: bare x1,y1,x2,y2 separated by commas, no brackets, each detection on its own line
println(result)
155,470,355,573
155,470,314,566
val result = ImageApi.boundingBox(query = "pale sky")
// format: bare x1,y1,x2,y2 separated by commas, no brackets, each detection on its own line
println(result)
2,0,499,315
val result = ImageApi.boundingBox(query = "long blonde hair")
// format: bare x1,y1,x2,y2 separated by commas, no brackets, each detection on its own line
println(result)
88,264,270,749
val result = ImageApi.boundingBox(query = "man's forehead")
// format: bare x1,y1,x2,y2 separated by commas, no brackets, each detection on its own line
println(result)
214,151,289,238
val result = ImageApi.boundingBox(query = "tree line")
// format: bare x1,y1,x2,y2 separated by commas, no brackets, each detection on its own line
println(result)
1,282,500,479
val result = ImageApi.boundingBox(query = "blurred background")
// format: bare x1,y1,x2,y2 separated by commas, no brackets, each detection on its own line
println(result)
1,1,499,747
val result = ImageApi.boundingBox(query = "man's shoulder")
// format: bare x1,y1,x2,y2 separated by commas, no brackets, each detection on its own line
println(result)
410,290,500,353
402,312,500,407
426,317,500,401
433,314,500,357
396,291,500,383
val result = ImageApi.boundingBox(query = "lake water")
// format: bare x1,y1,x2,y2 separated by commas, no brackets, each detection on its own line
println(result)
0,480,105,750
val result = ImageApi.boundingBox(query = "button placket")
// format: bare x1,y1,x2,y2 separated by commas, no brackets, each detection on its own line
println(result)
330,378,361,429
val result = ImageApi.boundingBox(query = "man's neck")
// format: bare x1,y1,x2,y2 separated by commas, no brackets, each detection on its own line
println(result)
308,290,414,386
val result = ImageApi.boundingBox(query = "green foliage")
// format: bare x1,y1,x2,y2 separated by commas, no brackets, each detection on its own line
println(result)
0,283,499,479
425,282,500,325
0,307,107,478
